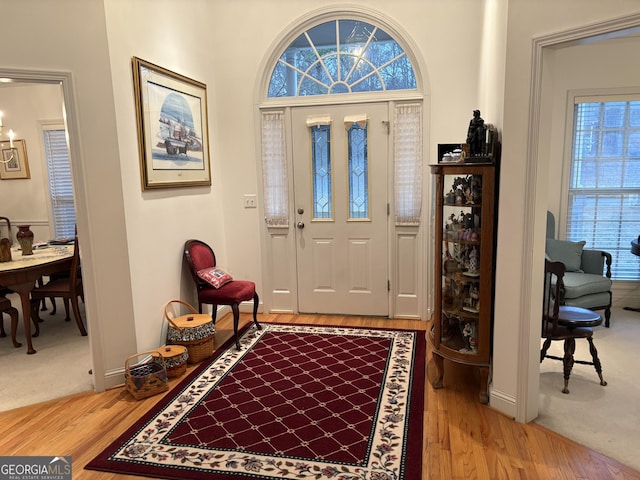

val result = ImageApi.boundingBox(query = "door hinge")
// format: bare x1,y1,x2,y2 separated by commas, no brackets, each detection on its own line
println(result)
388,280,391,292
382,120,390,134
387,203,390,216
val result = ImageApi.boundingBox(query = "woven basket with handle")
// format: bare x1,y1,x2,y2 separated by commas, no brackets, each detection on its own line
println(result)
154,345,189,378
164,300,215,363
124,350,169,400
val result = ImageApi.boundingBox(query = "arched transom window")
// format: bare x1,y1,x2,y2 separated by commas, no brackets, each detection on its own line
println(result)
268,19,416,97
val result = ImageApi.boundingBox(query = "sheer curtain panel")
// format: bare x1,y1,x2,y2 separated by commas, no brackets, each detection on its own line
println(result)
394,103,423,226
261,111,289,227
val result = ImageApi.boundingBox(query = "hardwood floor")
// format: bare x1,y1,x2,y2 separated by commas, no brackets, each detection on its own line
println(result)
0,312,638,479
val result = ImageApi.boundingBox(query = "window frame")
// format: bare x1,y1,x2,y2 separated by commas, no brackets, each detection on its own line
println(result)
39,120,76,239
562,90,640,281
267,19,417,99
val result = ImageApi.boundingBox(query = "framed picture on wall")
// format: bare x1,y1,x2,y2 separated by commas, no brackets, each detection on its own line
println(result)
0,139,30,180
132,56,211,190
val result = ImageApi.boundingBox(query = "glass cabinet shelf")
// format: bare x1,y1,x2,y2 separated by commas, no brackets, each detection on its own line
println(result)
429,161,499,404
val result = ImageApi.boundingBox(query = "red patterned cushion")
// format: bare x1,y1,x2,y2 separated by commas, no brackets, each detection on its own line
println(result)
197,267,233,289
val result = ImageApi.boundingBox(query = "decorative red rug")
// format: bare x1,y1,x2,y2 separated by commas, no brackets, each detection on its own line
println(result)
86,323,425,480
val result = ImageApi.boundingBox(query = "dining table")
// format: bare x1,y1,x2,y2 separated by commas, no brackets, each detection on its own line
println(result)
0,244,74,354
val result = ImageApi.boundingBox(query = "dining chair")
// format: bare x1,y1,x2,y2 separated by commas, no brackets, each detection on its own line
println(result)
46,264,84,318
183,239,260,350
0,287,20,348
541,259,607,394
46,224,83,316
29,237,87,336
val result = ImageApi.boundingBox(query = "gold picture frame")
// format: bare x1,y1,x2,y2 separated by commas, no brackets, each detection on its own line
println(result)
132,57,211,190
0,139,30,180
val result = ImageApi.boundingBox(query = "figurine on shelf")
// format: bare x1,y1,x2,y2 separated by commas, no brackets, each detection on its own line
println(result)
445,213,457,240
450,176,471,206
463,284,480,314
462,322,474,352
466,109,486,157
443,250,457,274
471,175,482,203
445,190,455,205
463,212,473,229
468,246,479,273
464,184,474,205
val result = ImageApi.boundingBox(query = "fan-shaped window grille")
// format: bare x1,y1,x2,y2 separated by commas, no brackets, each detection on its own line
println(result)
268,20,416,97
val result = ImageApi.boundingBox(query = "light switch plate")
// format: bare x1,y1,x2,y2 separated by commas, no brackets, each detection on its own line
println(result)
244,194,257,208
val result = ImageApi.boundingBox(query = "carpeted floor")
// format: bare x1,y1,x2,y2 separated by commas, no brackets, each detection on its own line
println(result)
0,294,92,412
537,307,640,472
86,323,425,480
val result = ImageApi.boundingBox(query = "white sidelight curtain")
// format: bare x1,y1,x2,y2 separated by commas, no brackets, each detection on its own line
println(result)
261,111,289,227
394,103,423,225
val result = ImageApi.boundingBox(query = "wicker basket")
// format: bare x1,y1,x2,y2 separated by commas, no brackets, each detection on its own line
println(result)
125,351,169,400
154,345,189,378
164,300,215,364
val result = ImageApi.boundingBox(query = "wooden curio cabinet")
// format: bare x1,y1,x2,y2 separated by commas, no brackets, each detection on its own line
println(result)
429,161,499,403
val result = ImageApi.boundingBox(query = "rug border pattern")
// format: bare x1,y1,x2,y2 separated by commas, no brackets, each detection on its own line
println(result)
87,323,424,480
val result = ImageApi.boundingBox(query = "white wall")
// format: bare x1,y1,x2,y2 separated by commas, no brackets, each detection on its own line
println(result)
0,84,63,242
103,0,231,353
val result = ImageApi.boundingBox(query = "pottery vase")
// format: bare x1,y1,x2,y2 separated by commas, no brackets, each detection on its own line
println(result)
16,225,34,255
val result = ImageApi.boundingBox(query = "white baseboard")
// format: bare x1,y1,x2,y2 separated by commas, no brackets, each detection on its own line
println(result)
489,388,517,419
103,367,125,390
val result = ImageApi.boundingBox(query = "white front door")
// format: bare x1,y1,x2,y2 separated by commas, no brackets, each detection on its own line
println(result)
292,103,389,316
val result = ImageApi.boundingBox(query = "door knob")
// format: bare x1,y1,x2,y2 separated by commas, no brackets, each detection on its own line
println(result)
297,222,305,229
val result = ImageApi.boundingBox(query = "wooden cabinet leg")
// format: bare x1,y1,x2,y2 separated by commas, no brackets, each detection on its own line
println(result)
431,352,444,389
479,366,489,404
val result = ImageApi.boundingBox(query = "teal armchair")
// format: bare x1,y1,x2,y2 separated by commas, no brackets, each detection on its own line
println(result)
545,211,613,327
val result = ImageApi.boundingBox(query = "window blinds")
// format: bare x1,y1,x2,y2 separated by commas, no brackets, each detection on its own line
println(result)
43,128,76,239
568,98,640,280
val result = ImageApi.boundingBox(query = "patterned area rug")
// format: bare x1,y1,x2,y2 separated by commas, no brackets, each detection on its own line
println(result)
86,323,425,480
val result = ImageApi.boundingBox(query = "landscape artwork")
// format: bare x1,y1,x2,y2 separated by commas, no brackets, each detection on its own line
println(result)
133,57,211,190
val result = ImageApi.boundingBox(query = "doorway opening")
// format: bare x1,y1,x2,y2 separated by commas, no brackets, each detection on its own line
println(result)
0,72,92,411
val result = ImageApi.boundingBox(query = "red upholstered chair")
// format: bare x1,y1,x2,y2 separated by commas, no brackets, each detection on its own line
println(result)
184,239,260,350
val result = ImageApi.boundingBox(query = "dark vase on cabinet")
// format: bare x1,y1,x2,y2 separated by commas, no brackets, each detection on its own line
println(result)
429,158,499,403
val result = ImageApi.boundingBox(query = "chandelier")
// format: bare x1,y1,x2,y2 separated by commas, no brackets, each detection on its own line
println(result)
0,111,16,164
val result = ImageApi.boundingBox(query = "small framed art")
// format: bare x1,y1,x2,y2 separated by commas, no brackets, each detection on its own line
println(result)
0,139,30,180
132,56,211,190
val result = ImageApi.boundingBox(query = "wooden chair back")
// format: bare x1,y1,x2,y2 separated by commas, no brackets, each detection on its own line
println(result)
542,259,565,339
